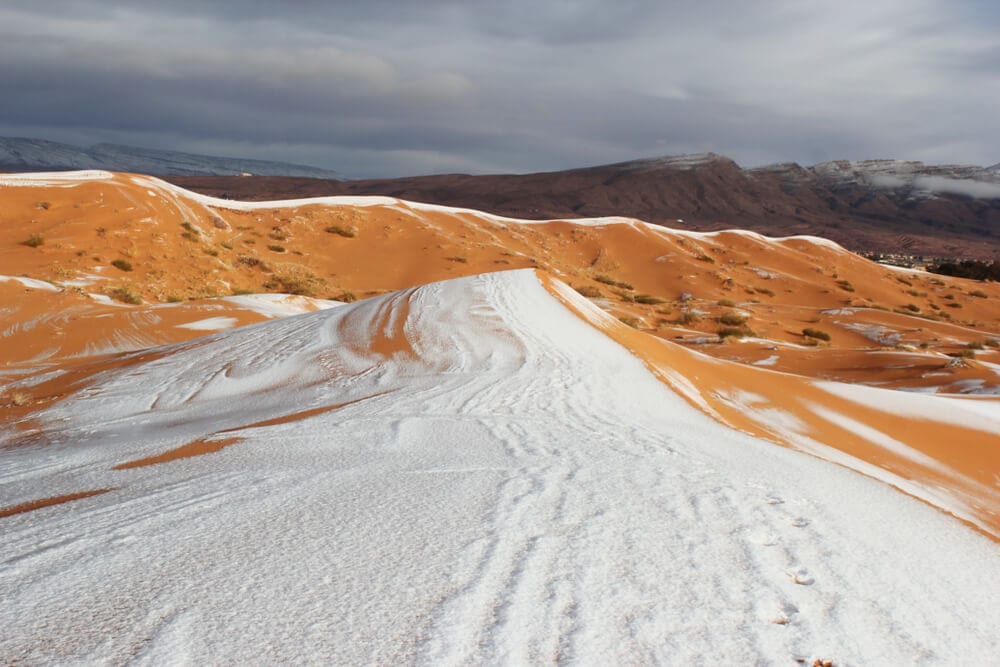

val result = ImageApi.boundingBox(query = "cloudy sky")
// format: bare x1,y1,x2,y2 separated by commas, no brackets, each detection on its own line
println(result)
1,1,998,177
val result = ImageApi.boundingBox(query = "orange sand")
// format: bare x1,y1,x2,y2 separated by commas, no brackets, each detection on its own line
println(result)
0,489,112,519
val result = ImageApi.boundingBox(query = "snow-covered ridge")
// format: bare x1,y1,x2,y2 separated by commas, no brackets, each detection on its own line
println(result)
811,159,1000,199
609,152,736,171
2,269,998,663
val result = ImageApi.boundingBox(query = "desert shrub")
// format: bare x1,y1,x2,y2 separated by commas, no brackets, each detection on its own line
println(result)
204,247,219,257
37,201,51,210
267,244,286,253
446,256,468,263
802,327,831,341
678,311,700,325
333,291,357,303
895,276,913,286
902,303,921,312
613,289,634,302
109,287,142,304
634,294,666,305
165,294,183,303
967,341,985,350
695,253,715,263
717,298,736,307
575,285,602,298
111,259,133,272
618,316,640,328
236,255,268,269
754,287,776,297
595,275,633,289
969,289,988,298
718,311,747,326
262,267,326,297
325,225,356,238
718,326,754,339
835,279,855,292
22,234,44,248
220,241,234,250
907,289,927,297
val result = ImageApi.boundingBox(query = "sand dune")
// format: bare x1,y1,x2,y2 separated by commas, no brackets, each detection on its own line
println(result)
2,170,998,392
2,173,999,663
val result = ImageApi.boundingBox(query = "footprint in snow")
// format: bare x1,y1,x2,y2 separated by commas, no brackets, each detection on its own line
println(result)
769,601,799,625
787,567,814,586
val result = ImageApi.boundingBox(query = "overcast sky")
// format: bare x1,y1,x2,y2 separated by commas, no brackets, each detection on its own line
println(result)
1,1,998,177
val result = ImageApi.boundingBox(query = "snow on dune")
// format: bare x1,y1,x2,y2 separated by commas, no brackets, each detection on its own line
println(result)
0,170,115,186
1,270,999,664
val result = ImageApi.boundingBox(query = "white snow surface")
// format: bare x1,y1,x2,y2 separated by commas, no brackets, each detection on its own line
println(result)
0,274,60,292
0,170,116,186
175,316,240,331
1,270,998,664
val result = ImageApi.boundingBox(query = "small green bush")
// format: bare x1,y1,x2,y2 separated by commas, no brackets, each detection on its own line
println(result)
325,225,356,238
595,275,633,289
109,287,142,305
575,285,602,298
969,289,988,298
678,311,700,325
718,326,754,339
267,244,286,253
835,279,855,292
802,327,831,341
634,294,666,305
718,311,747,326
22,234,44,248
111,259,133,272
717,298,736,307
618,316,640,328
333,291,357,303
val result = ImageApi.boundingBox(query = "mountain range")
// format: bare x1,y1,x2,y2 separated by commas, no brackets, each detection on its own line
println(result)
0,136,341,178
171,152,1000,260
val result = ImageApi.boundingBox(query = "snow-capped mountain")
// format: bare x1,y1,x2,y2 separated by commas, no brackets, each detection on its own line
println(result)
808,158,1000,199
0,136,341,178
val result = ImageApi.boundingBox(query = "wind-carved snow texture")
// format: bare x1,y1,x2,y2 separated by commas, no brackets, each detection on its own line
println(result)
1,270,998,664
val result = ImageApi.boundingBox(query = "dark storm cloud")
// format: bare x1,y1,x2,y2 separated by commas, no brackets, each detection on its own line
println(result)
0,1,998,176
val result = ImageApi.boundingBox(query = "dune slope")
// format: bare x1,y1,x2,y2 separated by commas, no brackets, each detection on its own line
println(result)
3,170,999,394
1,270,998,665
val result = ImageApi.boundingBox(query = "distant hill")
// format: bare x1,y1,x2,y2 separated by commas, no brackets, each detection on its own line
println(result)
168,153,1000,260
0,136,342,178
